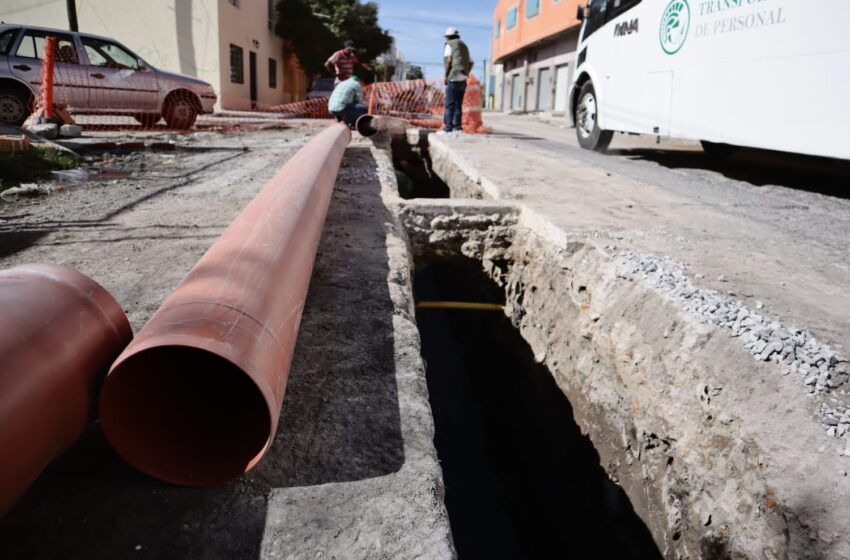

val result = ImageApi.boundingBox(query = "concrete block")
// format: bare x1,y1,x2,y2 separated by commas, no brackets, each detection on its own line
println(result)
26,123,58,139
59,124,83,138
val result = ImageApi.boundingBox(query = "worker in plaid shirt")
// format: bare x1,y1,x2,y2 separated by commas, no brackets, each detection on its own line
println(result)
327,71,367,127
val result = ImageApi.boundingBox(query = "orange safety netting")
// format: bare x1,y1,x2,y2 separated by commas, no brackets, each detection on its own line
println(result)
24,34,486,134
261,76,489,133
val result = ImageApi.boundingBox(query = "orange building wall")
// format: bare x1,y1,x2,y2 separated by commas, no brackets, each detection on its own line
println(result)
492,0,582,62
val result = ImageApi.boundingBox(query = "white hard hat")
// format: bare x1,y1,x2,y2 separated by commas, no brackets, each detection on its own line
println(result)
444,27,459,37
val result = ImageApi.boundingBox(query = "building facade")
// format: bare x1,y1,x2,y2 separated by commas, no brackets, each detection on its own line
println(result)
491,0,582,115
376,46,410,82
0,0,308,110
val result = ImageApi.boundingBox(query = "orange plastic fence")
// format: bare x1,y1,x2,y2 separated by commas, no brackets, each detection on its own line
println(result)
28,36,487,134
263,76,488,133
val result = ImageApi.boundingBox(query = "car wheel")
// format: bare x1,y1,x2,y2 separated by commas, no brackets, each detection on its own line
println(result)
163,95,198,129
0,87,32,126
700,140,738,160
134,113,161,128
575,81,613,152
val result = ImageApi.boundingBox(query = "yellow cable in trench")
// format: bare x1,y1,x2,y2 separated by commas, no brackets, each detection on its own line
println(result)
416,301,506,312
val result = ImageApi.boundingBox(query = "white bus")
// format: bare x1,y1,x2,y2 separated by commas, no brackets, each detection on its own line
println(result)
569,0,850,160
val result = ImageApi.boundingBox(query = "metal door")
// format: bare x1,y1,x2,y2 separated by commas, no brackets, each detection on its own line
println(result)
249,52,258,107
8,29,89,109
511,73,522,110
554,64,569,112
537,67,551,111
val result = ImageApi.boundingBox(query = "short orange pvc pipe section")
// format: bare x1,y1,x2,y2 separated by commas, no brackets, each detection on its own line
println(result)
99,123,351,487
0,264,132,515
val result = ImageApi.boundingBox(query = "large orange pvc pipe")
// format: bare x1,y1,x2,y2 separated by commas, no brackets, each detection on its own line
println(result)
0,264,132,515
99,123,351,486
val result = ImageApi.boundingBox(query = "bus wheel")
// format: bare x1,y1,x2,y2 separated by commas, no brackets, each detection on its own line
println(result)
575,81,613,152
700,140,738,160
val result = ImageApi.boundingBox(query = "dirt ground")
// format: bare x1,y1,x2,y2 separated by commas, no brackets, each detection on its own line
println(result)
0,127,453,558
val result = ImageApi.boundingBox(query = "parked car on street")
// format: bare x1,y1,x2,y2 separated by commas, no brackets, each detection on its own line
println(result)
306,77,335,100
0,24,217,128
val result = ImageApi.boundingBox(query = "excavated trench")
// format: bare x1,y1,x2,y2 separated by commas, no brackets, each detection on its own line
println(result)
413,257,661,559
385,133,797,558
388,137,665,557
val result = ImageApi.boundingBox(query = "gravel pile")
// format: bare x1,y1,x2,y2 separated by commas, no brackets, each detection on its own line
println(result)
614,248,850,454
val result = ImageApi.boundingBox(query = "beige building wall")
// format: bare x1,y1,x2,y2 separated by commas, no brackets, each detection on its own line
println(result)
0,0,307,110
216,0,286,110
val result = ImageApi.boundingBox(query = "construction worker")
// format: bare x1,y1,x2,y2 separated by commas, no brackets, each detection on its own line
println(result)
442,27,473,133
325,40,361,83
327,71,367,128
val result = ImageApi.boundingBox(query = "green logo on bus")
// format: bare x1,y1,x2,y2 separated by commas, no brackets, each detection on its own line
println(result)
660,0,690,54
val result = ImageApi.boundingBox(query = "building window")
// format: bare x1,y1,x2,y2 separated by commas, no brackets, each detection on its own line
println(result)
527,0,540,18
494,19,500,38
506,5,518,29
268,0,275,31
230,44,244,83
269,58,277,88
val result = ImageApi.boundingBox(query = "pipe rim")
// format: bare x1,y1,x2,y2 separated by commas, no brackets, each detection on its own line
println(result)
100,342,275,487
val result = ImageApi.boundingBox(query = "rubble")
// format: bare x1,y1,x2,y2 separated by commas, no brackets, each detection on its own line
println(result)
618,249,850,447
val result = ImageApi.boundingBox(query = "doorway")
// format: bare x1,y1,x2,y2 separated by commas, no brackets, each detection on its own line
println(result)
249,51,257,108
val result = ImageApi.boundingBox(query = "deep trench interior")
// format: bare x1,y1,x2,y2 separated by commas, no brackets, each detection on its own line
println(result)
391,136,449,199
413,257,662,559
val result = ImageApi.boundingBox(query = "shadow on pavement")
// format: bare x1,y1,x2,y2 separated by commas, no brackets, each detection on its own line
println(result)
616,147,850,200
0,148,404,559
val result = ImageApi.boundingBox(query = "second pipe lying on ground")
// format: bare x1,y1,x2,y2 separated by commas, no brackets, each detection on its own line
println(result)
99,123,351,486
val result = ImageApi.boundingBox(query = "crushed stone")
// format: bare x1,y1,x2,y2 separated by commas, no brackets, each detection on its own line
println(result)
617,248,850,452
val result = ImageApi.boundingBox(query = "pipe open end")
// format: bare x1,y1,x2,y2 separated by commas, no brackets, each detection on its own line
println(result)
355,114,378,137
100,346,272,487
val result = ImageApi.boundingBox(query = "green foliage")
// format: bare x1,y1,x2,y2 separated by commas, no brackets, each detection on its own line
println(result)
275,0,393,77
0,147,79,189
405,65,424,80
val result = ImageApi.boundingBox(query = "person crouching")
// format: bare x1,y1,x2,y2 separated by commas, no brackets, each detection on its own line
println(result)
328,71,367,128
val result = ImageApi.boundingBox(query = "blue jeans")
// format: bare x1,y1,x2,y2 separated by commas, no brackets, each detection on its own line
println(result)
444,81,467,132
333,103,367,127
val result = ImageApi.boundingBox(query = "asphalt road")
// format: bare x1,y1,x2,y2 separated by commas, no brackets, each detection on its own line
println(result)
485,113,850,259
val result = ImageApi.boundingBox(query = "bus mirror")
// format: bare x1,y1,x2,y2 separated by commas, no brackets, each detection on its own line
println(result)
576,4,585,21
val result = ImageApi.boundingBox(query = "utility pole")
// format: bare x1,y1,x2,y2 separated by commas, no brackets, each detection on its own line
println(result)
67,0,79,32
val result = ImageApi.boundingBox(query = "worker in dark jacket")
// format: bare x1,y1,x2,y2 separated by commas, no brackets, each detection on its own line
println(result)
442,27,473,133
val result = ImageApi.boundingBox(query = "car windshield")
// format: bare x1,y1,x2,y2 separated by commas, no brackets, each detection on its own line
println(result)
82,37,139,69
312,78,334,91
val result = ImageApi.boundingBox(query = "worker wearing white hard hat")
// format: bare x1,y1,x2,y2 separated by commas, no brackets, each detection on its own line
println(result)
442,27,473,133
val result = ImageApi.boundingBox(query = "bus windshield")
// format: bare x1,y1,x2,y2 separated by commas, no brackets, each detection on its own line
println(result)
583,0,610,40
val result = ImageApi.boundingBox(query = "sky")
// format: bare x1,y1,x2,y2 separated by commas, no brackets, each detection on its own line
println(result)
375,0,495,80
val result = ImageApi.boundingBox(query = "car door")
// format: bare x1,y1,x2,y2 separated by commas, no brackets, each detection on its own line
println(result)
8,28,89,109
79,36,159,112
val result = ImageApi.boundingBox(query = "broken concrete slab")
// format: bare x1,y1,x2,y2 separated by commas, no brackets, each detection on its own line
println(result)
25,123,58,140
59,124,83,138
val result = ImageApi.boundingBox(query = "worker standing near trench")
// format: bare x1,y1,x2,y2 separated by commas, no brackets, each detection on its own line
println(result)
325,40,361,83
442,27,473,134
